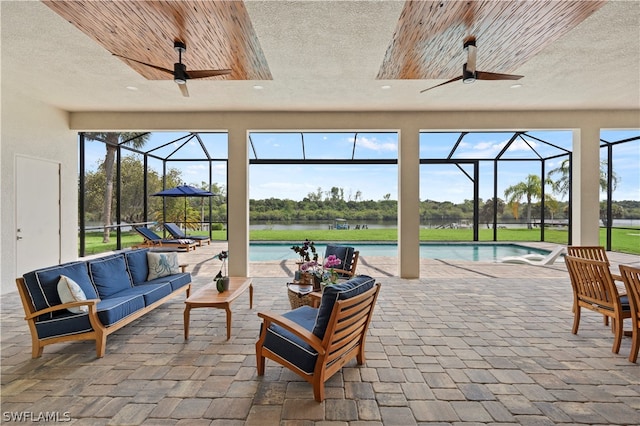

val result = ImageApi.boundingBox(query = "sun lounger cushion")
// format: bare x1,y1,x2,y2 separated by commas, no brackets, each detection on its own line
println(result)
88,255,133,298
312,275,375,339
262,305,319,375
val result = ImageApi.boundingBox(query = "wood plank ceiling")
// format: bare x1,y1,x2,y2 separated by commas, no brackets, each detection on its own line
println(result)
43,0,272,81
377,0,607,80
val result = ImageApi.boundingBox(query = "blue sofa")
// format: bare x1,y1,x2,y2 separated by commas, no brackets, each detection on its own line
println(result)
16,248,191,358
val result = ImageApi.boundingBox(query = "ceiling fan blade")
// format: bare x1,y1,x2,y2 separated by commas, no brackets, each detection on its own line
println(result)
420,76,463,93
178,83,189,97
475,71,524,81
113,54,173,75
186,69,232,79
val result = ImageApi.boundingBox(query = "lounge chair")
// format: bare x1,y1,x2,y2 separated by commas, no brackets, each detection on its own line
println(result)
133,226,198,252
498,246,565,265
164,223,211,246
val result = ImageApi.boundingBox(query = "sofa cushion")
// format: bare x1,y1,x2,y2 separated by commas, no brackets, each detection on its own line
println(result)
34,310,93,340
57,275,89,314
23,261,99,319
118,283,173,306
147,272,191,292
124,248,149,284
89,255,132,298
147,252,180,281
263,306,319,375
96,294,145,326
312,275,375,339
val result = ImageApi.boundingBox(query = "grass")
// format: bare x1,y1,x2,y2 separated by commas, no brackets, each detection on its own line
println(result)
82,226,640,256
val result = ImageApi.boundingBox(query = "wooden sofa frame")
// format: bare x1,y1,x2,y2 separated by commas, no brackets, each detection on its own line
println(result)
16,265,190,358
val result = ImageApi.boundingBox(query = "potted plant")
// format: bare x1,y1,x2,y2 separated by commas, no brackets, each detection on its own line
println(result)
214,250,229,292
291,240,319,286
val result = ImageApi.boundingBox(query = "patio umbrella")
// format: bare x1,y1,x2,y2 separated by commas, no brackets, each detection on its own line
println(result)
152,184,217,233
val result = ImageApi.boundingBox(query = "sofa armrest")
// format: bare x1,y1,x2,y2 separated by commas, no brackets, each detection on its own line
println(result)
24,299,100,320
179,264,188,273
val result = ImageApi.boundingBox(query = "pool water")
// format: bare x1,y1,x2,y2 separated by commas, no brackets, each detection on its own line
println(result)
249,242,549,262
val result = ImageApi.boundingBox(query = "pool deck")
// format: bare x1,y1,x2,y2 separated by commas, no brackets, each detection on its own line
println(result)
2,242,640,424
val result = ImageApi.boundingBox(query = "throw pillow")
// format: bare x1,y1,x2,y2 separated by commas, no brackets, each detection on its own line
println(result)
57,275,89,314
147,252,180,280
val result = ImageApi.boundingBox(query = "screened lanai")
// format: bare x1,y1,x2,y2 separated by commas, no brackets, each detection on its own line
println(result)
78,129,639,257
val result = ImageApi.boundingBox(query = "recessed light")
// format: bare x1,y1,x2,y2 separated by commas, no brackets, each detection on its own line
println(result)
126,86,138,91
510,84,523,89
381,85,391,90
253,85,264,90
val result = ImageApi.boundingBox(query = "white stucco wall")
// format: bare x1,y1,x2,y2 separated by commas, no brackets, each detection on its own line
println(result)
1,88,77,295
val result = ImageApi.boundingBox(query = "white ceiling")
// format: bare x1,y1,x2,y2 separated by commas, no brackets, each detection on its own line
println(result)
2,0,639,113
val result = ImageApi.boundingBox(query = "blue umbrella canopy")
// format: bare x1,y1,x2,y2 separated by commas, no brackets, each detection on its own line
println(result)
152,184,216,197
152,185,218,232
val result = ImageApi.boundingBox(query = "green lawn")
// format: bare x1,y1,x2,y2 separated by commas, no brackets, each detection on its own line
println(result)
83,227,639,256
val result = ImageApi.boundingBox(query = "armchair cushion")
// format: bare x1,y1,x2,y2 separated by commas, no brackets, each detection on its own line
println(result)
263,306,319,375
88,255,132,298
312,275,375,339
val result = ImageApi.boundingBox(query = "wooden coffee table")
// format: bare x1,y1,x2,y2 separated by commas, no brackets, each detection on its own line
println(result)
183,277,253,340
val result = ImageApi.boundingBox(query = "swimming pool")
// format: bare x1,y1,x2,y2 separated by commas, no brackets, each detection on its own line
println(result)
249,242,549,262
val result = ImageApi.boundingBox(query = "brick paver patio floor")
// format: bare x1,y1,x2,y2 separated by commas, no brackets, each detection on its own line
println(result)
1,243,639,424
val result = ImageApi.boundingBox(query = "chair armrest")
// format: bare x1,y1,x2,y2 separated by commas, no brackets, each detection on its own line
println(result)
331,267,353,277
24,299,100,320
258,310,325,354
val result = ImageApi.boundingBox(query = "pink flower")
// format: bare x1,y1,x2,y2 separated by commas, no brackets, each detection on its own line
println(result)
324,255,342,269
300,261,317,272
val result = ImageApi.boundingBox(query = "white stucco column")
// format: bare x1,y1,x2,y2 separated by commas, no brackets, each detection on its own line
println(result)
227,126,249,276
398,128,420,278
571,127,601,245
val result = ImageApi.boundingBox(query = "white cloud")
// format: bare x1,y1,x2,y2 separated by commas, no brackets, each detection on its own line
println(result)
352,136,397,151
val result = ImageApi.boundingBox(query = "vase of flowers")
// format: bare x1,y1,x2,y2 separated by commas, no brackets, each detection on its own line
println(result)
214,250,229,292
322,254,342,290
291,240,319,287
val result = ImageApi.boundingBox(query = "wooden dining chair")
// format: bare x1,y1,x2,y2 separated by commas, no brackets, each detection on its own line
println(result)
619,265,640,363
564,255,631,354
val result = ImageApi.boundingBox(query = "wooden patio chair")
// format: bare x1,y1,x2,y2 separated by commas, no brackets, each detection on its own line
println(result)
619,265,640,363
564,255,631,354
324,244,360,279
567,245,623,281
256,276,380,401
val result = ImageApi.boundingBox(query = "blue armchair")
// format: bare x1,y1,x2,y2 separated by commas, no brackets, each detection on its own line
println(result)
255,275,380,401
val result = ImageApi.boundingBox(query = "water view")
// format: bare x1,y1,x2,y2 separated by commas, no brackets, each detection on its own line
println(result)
249,242,549,262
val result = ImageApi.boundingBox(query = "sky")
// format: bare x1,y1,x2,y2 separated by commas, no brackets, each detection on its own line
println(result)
83,130,639,204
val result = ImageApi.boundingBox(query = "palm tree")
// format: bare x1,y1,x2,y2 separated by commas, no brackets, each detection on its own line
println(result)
84,132,149,242
547,158,619,198
504,174,545,229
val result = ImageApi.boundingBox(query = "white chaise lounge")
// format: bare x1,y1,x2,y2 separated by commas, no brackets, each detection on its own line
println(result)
498,246,566,265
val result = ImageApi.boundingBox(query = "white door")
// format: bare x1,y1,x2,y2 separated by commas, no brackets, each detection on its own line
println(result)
16,155,61,276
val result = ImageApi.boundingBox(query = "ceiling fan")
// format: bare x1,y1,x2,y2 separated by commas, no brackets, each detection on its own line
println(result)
114,41,231,97
420,37,523,93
